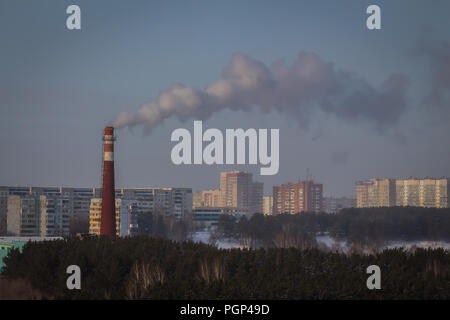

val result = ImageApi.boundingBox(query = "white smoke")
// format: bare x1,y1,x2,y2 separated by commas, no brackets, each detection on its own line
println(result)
113,52,409,131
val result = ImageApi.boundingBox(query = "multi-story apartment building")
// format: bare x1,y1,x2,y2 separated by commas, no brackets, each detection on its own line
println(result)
356,180,372,208
356,179,396,208
7,195,41,236
88,198,122,236
357,177,449,208
396,178,449,208
40,196,70,237
0,186,100,222
0,186,193,235
272,180,323,214
193,189,221,208
116,188,192,220
219,171,263,214
262,196,273,215
6,194,70,236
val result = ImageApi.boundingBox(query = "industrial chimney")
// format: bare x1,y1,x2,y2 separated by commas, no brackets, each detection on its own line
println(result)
100,126,116,238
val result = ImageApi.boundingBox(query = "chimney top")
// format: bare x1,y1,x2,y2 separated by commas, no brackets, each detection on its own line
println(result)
104,126,114,135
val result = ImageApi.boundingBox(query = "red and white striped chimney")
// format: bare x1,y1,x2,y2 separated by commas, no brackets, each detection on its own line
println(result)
100,126,116,238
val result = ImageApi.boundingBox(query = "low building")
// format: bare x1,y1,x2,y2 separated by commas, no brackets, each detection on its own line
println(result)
192,206,249,227
0,236,62,272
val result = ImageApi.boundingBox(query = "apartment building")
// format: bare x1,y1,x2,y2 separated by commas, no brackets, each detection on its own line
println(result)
356,177,449,208
193,189,221,208
272,180,323,214
263,196,273,215
6,194,70,237
219,171,263,214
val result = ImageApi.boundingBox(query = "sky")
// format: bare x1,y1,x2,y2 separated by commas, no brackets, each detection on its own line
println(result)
1,0,450,196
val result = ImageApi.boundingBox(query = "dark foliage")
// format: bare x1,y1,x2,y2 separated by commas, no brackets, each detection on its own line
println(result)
217,207,450,247
2,236,449,299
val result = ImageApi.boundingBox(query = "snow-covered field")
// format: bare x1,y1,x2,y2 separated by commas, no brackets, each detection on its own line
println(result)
189,230,242,249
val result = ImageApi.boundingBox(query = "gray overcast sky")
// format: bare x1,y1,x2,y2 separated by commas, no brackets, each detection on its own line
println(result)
1,0,450,196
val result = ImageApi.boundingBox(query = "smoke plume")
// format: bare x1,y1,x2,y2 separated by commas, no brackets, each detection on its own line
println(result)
113,52,409,132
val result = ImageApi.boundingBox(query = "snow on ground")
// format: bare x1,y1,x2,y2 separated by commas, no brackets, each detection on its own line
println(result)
191,230,449,251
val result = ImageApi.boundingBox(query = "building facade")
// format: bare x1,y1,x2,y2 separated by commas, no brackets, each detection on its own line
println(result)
219,171,263,214
192,206,249,227
40,196,70,237
5,194,69,237
263,196,273,215
356,177,449,208
89,198,122,236
0,186,193,236
193,189,221,208
272,180,323,214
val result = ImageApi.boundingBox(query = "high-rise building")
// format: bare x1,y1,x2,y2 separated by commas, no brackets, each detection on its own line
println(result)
5,194,70,237
396,178,449,208
40,196,70,237
357,177,449,208
356,180,372,208
219,171,263,214
262,196,273,215
272,180,323,214
0,186,100,223
0,186,192,233
356,179,396,208
7,195,41,236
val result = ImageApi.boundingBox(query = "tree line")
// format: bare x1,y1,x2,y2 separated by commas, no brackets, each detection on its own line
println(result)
2,236,449,299
215,207,450,248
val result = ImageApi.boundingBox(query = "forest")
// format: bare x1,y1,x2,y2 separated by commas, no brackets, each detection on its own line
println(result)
2,236,449,299
214,207,450,249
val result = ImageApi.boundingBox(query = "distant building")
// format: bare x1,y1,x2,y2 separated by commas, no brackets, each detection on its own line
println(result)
119,200,139,237
0,186,193,235
0,186,101,223
356,177,449,208
263,196,273,215
323,196,356,213
89,198,121,236
396,178,449,208
39,196,70,237
273,180,323,214
192,206,249,227
7,195,41,236
5,194,69,237
193,189,221,208
355,180,372,208
220,171,263,214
